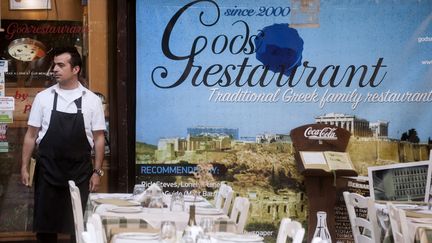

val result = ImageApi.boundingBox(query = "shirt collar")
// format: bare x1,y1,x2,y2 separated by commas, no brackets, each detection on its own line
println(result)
52,82,87,95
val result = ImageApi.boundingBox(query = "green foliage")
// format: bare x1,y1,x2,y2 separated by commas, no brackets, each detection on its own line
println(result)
400,128,420,143
136,142,157,154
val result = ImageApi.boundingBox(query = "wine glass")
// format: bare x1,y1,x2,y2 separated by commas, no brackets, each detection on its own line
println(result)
181,230,195,243
199,217,215,235
196,234,212,243
132,184,146,196
170,192,185,212
160,221,177,243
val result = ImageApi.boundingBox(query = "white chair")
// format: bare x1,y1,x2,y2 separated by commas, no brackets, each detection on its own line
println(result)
343,191,380,243
83,221,97,243
276,218,305,243
387,202,409,243
87,214,106,243
69,180,85,243
229,197,250,233
81,231,94,243
214,183,234,215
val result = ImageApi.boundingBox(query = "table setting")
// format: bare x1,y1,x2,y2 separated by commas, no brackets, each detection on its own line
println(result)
85,183,245,243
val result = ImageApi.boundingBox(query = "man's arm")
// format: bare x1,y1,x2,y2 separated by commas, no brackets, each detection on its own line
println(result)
21,126,40,186
89,130,105,192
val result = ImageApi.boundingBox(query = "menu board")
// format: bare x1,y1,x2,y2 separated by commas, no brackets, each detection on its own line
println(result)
335,176,370,243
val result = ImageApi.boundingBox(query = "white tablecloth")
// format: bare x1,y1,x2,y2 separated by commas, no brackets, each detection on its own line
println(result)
87,193,237,242
111,232,264,243
89,193,228,230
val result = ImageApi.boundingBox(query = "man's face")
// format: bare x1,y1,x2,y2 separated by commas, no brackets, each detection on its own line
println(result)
52,53,79,84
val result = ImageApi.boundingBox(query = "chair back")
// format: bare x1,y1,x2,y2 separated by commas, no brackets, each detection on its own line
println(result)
343,191,380,243
229,197,250,233
276,218,305,243
387,202,409,243
69,180,85,243
215,183,234,215
81,231,94,243
83,221,97,243
87,214,106,243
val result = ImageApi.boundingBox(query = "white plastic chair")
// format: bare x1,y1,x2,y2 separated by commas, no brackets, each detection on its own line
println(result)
69,180,85,243
81,231,94,243
276,218,305,243
229,197,250,233
214,183,234,215
387,202,409,243
83,221,97,243
87,214,106,243
343,191,380,243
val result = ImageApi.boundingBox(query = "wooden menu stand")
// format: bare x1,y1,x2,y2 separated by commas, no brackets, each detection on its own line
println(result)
290,124,357,242
304,175,336,242
302,171,357,242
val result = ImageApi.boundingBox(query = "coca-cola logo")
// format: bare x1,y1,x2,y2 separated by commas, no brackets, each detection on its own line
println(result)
304,127,337,140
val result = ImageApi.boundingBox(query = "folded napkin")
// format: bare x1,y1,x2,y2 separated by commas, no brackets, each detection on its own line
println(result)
94,198,140,207
94,204,117,213
133,183,163,207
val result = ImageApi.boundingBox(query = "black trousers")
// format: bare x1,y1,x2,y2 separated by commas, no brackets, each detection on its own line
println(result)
36,233,77,243
34,166,89,242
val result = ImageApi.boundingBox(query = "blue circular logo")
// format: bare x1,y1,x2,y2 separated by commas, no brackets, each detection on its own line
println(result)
254,24,304,77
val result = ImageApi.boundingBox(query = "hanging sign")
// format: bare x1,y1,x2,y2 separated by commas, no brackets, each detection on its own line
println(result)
0,97,15,111
0,60,7,72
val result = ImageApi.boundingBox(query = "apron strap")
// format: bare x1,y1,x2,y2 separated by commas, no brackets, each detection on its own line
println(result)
53,92,58,111
74,97,82,114
53,92,83,113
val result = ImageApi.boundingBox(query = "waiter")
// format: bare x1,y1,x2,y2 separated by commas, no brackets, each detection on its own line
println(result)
20,47,106,243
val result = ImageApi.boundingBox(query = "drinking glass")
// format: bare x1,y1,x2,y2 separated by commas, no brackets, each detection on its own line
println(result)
148,195,164,208
170,192,185,212
199,217,215,234
181,230,195,243
196,234,212,243
132,184,146,196
160,221,177,243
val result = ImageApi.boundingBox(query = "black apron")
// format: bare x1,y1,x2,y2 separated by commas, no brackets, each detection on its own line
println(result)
34,91,92,234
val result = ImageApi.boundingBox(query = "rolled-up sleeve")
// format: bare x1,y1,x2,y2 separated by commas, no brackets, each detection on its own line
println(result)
91,97,106,131
27,94,42,128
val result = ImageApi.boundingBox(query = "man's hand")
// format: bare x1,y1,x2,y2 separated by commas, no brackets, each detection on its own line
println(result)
21,126,39,187
89,173,101,192
21,167,30,187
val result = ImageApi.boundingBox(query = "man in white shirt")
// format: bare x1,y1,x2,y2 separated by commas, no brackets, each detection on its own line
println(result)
20,47,106,243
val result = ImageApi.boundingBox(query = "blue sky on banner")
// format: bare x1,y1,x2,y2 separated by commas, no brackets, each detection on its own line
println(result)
136,0,432,145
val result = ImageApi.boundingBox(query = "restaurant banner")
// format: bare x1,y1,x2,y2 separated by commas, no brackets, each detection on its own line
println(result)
0,20,85,126
135,0,432,241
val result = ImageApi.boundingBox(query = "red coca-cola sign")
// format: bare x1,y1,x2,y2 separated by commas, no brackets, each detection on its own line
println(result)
290,123,351,152
303,126,337,140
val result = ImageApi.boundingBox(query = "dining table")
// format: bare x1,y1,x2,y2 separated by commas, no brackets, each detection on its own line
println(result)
85,193,263,243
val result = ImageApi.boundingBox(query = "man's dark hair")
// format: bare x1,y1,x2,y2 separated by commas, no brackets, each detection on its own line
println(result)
53,46,82,69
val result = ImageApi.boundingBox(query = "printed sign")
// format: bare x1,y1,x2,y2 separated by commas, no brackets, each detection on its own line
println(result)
0,97,15,111
136,1,432,241
0,111,13,123
0,60,7,72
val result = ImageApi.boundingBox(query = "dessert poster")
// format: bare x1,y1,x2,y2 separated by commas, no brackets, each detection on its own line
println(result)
135,0,431,241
